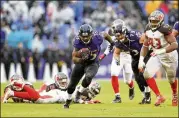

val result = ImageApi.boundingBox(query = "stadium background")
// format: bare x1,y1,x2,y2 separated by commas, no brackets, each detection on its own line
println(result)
0,0,178,82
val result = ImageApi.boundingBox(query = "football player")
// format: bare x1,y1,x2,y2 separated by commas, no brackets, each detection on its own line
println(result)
3,79,34,103
63,24,114,109
3,73,68,104
138,10,178,106
73,81,101,104
99,36,134,103
100,19,152,104
2,74,101,104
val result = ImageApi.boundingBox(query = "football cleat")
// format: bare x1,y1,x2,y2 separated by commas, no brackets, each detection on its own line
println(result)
112,95,122,103
139,92,151,104
129,87,134,100
3,88,13,103
154,95,165,106
63,99,72,109
172,94,178,106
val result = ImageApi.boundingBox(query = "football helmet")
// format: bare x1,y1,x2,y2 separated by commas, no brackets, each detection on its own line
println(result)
9,74,24,91
54,72,68,90
78,24,93,44
89,81,101,97
111,19,127,42
148,10,164,30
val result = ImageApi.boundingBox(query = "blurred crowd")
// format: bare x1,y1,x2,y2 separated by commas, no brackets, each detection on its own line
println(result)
0,0,178,80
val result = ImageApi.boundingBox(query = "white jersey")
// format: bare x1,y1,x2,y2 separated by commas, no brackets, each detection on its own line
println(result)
144,24,178,82
36,89,67,103
145,24,178,64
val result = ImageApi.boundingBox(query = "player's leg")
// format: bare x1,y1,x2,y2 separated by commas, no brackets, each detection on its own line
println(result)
64,64,84,108
73,62,99,103
163,57,178,106
110,57,122,103
81,62,99,90
123,62,134,100
143,56,165,106
131,59,151,104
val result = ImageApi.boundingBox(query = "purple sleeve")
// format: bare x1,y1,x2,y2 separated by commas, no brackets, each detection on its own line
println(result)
73,36,80,49
93,31,103,45
173,21,179,32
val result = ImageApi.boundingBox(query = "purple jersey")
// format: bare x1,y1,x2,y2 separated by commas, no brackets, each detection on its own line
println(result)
73,31,103,62
173,21,179,32
114,30,142,58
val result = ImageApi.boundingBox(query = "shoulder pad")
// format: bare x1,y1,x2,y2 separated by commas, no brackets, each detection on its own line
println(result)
158,24,172,35
73,36,81,48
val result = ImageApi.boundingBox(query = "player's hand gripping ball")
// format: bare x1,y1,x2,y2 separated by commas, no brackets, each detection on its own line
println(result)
77,48,90,60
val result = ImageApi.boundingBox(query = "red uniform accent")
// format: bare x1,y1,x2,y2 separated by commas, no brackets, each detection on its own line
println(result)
14,92,31,100
170,79,177,94
128,80,134,88
146,77,160,96
14,83,40,100
111,76,119,93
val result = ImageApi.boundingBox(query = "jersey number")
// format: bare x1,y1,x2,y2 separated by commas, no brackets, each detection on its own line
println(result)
148,38,161,49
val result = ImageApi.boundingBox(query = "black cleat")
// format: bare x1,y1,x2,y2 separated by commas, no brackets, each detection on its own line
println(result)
63,99,72,109
139,92,151,104
145,92,151,104
112,95,122,103
129,87,135,100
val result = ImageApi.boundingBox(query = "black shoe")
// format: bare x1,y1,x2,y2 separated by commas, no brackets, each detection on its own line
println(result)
139,97,146,104
63,99,72,109
139,92,151,104
112,95,122,103
74,91,81,103
145,92,151,104
129,87,135,100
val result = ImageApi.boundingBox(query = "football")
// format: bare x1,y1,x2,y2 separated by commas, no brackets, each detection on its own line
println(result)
76,48,90,58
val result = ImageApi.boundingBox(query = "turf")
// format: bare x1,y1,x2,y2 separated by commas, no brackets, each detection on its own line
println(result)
1,79,178,117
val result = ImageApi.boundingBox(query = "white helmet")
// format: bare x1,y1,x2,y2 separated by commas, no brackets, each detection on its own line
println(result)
111,19,127,42
9,74,24,91
54,72,68,90
89,81,101,96
148,10,164,30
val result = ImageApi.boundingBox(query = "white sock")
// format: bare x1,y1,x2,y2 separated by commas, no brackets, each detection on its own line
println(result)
145,86,151,93
67,94,72,100
115,93,120,96
79,85,85,93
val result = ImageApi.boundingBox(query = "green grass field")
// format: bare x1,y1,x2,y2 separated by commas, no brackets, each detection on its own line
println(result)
1,79,178,117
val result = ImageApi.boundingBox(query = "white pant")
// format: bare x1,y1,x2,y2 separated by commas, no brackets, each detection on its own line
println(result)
144,50,178,83
36,89,67,103
111,52,133,84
